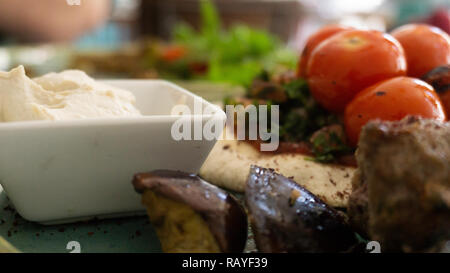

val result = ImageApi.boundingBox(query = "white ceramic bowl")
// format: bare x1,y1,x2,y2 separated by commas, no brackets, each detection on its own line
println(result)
0,80,226,224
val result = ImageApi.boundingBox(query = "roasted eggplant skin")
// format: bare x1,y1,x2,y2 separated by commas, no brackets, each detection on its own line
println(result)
245,166,358,253
133,170,248,253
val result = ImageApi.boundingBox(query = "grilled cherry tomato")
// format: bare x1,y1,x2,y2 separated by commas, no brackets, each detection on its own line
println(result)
307,30,407,113
297,25,352,78
391,24,450,78
344,76,446,146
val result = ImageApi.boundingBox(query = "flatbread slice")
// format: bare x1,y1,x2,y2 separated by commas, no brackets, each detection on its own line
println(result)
200,138,355,207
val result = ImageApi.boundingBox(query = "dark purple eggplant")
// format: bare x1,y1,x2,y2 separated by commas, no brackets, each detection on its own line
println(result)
245,166,358,253
133,170,247,253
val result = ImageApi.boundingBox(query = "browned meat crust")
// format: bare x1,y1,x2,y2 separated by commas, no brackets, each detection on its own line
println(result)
348,116,450,252
347,169,369,237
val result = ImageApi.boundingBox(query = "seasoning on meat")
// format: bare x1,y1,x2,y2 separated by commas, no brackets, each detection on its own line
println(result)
348,116,450,252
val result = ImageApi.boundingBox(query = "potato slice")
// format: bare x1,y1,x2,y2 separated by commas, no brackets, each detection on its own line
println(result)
133,170,247,253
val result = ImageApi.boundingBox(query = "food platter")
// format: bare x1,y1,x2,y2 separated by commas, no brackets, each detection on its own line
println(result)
0,16,449,253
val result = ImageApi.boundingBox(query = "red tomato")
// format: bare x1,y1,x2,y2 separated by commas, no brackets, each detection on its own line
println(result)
161,45,187,62
344,77,446,146
307,30,407,113
391,24,450,77
297,25,352,78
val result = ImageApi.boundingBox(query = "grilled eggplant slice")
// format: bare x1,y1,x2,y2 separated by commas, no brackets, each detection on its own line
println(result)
132,170,247,253
245,166,358,253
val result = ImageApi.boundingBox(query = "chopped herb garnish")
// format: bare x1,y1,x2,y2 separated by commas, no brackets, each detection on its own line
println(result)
226,70,354,163
310,132,352,163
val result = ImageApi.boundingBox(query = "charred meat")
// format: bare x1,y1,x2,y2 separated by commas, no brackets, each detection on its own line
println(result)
348,117,450,252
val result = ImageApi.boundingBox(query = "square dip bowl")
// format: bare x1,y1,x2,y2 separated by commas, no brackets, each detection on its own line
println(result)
0,80,226,224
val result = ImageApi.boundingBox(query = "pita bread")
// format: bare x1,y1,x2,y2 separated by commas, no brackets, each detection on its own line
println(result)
199,138,355,207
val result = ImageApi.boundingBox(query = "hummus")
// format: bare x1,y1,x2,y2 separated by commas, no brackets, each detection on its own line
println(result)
0,66,141,121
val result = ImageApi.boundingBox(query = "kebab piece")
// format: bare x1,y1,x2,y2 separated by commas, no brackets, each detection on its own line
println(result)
132,170,247,253
245,166,358,253
348,117,450,252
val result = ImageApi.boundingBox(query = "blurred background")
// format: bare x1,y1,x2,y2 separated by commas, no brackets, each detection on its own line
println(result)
0,0,448,90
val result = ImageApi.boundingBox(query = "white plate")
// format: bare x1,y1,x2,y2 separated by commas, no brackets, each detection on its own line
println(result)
0,80,225,224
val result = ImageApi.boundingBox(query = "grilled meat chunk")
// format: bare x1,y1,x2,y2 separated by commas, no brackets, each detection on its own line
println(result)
133,170,248,253
245,166,358,253
348,116,450,252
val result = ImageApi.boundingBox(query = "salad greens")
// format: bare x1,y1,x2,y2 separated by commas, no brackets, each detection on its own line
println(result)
167,1,352,163
172,0,296,86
